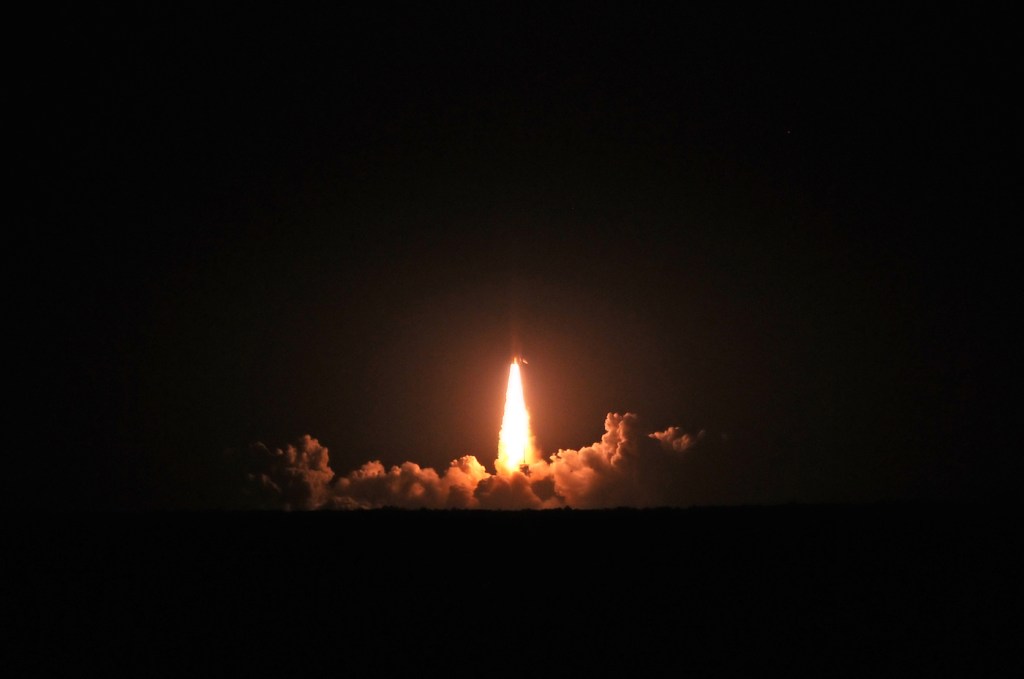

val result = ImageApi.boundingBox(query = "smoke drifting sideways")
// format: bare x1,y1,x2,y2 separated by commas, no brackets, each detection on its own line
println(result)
229,413,708,510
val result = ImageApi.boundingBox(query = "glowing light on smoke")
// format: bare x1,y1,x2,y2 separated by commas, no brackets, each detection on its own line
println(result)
497,359,535,474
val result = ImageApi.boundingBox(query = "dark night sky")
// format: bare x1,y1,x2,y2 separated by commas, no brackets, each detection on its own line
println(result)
21,4,1017,509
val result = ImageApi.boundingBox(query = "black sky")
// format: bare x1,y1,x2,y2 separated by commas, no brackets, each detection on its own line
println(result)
22,4,1017,509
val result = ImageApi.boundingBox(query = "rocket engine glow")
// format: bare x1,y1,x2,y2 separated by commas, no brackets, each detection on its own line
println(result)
497,359,535,474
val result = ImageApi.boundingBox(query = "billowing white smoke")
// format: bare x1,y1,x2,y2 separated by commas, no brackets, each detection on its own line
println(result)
236,413,703,510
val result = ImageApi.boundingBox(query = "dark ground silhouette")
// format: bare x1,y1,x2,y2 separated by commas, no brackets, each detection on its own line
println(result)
9,504,1017,673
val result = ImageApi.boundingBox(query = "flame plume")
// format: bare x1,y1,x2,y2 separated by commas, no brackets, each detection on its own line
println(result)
497,359,535,474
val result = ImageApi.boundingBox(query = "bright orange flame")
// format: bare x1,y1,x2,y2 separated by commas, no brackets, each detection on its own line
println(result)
497,359,535,474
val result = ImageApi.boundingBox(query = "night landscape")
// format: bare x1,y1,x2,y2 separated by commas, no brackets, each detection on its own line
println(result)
11,3,1018,672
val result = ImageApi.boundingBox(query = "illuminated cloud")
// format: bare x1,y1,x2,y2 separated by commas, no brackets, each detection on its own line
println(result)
235,413,704,510
237,435,335,510
548,413,702,508
329,455,492,509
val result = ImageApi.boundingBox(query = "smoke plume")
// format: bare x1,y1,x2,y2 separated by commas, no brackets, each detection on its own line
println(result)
232,413,704,509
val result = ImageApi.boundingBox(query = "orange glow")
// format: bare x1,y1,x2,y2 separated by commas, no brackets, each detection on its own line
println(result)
497,359,535,474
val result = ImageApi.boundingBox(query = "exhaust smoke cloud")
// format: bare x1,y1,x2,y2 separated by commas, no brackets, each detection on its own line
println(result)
233,413,704,510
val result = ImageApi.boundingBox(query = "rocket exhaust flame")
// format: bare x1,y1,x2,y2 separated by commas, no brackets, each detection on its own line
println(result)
497,359,535,474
